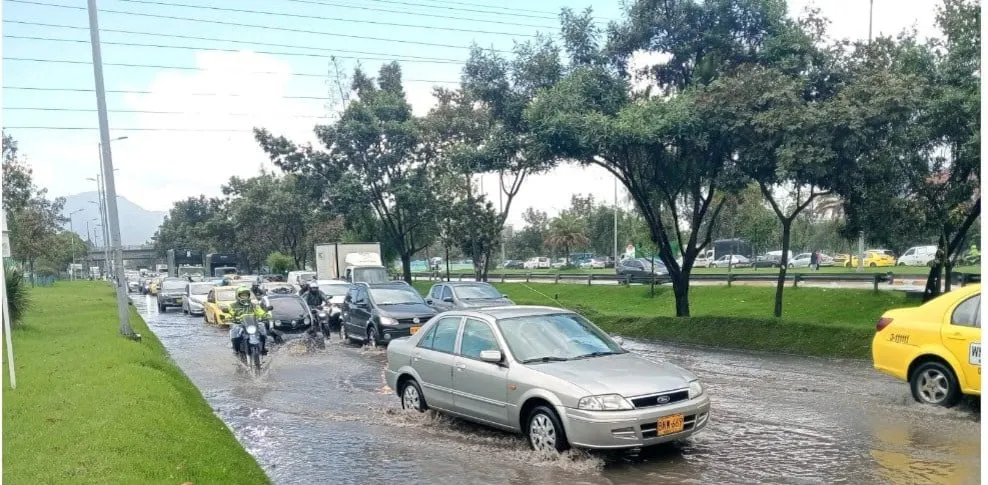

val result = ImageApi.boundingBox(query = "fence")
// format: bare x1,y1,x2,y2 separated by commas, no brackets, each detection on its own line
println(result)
409,271,980,293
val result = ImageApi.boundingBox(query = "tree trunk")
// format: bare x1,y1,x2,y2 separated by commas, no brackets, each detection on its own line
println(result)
671,270,690,317
773,221,793,318
923,233,947,301
481,247,492,282
444,244,450,282
401,253,412,284
29,259,35,287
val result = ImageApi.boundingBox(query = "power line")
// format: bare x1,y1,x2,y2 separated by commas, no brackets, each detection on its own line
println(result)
114,0,541,38
3,57,460,84
4,20,466,63
7,0,513,53
3,34,465,65
357,0,559,21
2,126,264,132
4,85,334,100
279,0,556,29
4,107,333,119
391,0,567,16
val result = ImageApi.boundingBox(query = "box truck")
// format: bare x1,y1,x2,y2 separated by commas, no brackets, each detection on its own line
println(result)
314,242,388,284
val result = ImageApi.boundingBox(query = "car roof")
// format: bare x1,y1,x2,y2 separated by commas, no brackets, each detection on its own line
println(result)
364,282,412,289
436,281,494,287
443,305,575,321
317,279,349,285
265,293,302,299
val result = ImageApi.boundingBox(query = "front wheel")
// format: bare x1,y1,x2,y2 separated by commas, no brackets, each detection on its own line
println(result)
526,406,569,455
869,262,877,268
366,325,380,348
910,361,961,407
249,346,262,377
400,379,427,412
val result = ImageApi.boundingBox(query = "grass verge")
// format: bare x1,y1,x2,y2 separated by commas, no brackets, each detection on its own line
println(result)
412,282,918,359
2,281,268,485
436,265,979,276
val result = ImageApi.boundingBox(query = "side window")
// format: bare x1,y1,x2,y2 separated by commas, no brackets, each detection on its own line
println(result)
459,319,499,359
902,248,915,257
429,285,443,299
424,317,461,353
207,290,215,303
441,286,453,301
951,295,981,328
416,320,440,349
628,261,643,270
345,287,356,302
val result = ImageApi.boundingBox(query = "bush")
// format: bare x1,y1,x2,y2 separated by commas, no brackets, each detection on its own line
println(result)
266,251,295,275
4,268,29,325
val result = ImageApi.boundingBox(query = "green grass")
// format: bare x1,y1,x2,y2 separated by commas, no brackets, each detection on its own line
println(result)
412,282,920,358
2,282,268,485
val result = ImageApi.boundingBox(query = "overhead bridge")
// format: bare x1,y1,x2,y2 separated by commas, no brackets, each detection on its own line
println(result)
86,246,162,266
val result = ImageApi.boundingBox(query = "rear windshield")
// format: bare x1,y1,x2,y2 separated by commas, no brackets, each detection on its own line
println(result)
162,280,186,290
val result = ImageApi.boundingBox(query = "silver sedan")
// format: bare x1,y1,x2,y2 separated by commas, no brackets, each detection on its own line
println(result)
385,306,710,454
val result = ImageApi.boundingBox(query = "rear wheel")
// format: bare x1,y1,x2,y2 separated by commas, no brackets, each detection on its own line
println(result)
910,361,962,407
869,262,877,267
526,406,569,455
400,379,427,412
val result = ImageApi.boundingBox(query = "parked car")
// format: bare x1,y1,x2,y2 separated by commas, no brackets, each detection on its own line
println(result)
791,253,813,268
261,293,312,332
817,253,836,266
616,258,667,280
156,277,188,312
341,282,438,347
425,282,514,312
711,255,750,268
182,281,216,316
897,245,938,267
385,306,710,453
523,257,551,270
872,283,980,407
847,250,896,268
550,258,568,269
503,260,525,269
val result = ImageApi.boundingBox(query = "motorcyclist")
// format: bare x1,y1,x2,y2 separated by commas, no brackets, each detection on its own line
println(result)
229,286,272,356
301,281,326,308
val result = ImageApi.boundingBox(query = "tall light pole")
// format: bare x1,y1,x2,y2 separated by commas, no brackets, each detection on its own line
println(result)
868,0,874,44
87,0,135,339
613,177,618,263
87,197,108,276
68,208,84,280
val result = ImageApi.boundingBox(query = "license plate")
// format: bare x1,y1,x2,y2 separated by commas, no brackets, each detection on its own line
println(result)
658,414,684,435
409,326,421,335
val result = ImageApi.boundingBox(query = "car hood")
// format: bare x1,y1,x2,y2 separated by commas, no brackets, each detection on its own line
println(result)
459,298,513,308
531,353,696,397
188,295,207,304
327,295,346,305
160,290,184,296
377,303,437,319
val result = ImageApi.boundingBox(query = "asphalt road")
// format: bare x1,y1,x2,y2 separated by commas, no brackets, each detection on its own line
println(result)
135,295,980,485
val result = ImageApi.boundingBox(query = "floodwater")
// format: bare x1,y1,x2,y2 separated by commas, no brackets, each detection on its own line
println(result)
133,296,980,485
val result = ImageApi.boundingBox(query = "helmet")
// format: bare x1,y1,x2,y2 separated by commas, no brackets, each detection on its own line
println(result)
308,281,319,290
236,286,251,305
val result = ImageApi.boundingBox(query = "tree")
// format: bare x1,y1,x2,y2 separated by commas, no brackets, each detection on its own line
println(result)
2,132,32,213
527,2,797,316
266,251,295,275
507,208,550,259
152,195,228,254
257,62,439,282
546,213,589,264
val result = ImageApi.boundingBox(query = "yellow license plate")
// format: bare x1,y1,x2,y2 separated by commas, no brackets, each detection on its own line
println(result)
658,414,684,436
409,326,421,335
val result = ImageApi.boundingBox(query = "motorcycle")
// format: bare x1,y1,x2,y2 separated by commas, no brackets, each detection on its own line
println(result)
232,315,265,377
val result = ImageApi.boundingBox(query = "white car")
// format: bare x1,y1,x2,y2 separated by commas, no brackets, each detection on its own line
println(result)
523,257,551,270
791,253,813,268
711,254,750,268
897,245,937,266
182,281,216,316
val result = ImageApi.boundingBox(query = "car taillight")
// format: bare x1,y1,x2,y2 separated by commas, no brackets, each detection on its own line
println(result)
876,317,893,332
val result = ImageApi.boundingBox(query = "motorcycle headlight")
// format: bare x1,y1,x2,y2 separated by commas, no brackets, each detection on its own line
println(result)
317,311,327,318
688,380,704,399
246,324,258,335
577,394,633,411
380,316,398,326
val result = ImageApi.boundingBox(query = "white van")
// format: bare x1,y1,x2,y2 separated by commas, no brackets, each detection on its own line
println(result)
897,245,937,266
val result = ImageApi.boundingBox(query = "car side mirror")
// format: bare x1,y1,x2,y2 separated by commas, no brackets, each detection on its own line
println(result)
265,304,274,311
502,294,508,298
443,297,454,303
479,350,502,363
426,299,433,304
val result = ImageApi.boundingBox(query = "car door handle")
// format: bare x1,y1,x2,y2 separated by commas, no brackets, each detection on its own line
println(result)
947,332,966,340
412,353,421,361
455,363,466,371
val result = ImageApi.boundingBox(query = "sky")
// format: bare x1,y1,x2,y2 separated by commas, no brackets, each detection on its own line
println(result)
1,0,943,228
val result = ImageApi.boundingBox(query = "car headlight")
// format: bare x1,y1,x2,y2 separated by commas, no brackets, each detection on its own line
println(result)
246,324,258,335
689,380,704,399
220,304,230,312
577,394,634,411
380,316,398,326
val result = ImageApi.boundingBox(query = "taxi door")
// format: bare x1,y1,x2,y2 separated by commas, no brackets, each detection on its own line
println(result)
941,293,981,392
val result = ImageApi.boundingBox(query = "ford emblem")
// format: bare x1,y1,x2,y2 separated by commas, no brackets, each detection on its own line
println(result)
412,317,420,324
656,395,671,405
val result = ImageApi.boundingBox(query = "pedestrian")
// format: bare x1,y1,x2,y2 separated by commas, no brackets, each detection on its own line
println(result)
810,250,818,271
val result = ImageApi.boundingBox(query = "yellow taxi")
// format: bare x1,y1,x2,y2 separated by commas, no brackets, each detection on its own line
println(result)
846,250,896,268
872,284,980,407
202,286,257,326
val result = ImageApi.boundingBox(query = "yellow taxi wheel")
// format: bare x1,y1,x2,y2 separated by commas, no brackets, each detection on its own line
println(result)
910,361,962,407
869,263,877,267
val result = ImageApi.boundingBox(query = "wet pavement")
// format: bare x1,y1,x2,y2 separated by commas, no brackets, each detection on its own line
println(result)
133,295,980,485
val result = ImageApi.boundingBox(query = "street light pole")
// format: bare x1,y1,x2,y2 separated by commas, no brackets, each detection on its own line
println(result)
613,177,618,263
87,0,136,338
868,0,874,44
68,209,84,280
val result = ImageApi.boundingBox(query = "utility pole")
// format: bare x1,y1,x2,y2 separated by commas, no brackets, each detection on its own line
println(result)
87,0,136,338
68,209,84,280
613,177,618,264
868,0,874,44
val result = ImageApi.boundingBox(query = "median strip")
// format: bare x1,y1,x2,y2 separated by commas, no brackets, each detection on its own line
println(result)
2,281,268,484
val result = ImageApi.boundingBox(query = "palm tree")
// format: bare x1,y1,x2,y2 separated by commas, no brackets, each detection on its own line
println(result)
545,213,590,265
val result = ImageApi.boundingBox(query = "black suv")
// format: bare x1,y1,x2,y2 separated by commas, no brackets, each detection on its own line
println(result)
156,277,188,312
341,282,437,347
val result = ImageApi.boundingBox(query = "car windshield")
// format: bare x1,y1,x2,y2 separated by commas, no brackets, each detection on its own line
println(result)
453,284,501,300
298,273,316,283
369,288,423,305
162,280,186,291
189,283,213,295
268,297,307,315
319,284,350,297
496,313,625,363
215,289,237,301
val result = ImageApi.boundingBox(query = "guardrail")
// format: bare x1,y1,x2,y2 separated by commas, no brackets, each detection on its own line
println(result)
409,271,980,293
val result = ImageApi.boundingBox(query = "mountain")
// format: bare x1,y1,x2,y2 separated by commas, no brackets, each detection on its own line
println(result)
60,192,167,246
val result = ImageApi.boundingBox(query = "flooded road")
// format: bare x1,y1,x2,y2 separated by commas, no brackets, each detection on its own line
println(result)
133,296,980,485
